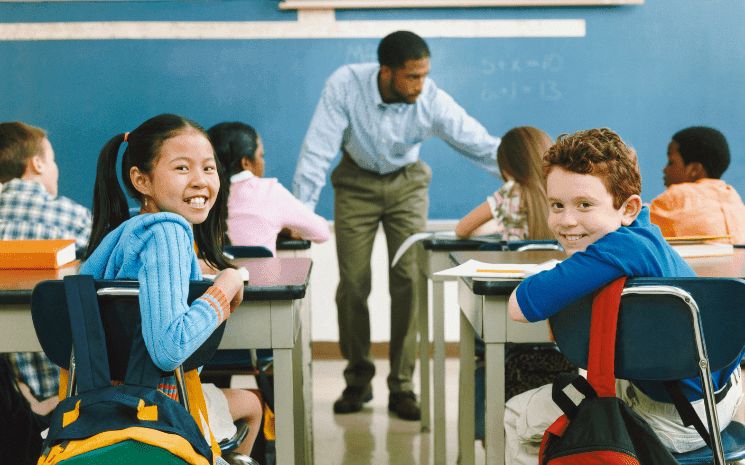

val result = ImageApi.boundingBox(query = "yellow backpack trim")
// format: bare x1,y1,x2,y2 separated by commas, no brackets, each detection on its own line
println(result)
61,400,80,428
184,369,222,458
58,369,69,401
37,427,211,465
136,399,159,421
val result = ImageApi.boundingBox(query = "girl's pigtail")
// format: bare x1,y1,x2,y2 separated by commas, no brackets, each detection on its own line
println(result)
86,134,130,258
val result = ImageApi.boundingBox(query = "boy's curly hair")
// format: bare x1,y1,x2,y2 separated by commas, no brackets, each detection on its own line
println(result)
543,128,641,209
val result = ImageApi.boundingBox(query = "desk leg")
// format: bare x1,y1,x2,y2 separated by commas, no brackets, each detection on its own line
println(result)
485,342,505,465
419,268,431,433
274,348,296,465
302,289,314,465
459,310,475,465
295,318,310,465
433,279,446,465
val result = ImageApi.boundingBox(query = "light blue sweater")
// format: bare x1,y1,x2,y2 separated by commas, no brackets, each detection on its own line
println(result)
80,213,223,372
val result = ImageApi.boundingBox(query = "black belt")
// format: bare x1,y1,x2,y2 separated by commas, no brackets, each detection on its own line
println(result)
714,377,733,404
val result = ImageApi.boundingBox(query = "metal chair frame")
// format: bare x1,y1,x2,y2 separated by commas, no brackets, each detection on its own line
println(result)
549,278,745,465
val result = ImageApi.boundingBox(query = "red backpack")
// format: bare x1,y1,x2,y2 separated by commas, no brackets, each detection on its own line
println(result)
538,278,679,465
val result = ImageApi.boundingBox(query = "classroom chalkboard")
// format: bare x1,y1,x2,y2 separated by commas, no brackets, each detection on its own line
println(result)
1,0,744,220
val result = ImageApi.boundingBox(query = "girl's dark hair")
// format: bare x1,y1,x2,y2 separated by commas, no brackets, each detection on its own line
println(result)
207,122,259,198
86,113,234,271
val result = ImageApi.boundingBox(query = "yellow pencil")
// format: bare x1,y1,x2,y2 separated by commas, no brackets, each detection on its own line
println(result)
477,269,524,273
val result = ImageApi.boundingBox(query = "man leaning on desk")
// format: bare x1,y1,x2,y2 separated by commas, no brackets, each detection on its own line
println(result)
293,30,502,420
0,121,92,420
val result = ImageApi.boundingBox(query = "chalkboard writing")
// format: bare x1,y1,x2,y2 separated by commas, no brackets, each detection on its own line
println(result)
480,53,563,102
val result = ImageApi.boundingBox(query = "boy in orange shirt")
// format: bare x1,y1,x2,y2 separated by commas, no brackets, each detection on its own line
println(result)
649,126,745,243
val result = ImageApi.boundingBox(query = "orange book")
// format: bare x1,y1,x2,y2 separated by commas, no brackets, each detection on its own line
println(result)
0,239,78,269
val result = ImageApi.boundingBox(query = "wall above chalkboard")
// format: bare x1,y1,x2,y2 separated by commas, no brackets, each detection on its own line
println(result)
279,0,643,9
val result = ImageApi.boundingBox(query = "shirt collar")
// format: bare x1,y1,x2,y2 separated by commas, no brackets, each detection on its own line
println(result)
2,178,52,198
230,170,255,183
371,68,385,109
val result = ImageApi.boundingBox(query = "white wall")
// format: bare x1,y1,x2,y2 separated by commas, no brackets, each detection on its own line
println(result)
309,221,462,343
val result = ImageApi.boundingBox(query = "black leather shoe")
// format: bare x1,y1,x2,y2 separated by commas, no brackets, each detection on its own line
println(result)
333,384,373,414
388,391,421,421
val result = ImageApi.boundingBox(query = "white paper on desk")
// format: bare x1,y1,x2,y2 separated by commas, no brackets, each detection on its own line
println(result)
202,267,250,282
434,259,560,279
390,230,501,267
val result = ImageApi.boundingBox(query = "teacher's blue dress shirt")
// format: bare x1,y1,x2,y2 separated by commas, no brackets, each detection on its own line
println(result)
293,62,501,210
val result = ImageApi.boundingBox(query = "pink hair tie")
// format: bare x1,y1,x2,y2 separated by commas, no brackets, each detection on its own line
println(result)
124,132,130,142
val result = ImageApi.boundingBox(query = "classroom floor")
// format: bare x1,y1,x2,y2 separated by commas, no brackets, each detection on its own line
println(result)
233,358,745,465
235,358,486,465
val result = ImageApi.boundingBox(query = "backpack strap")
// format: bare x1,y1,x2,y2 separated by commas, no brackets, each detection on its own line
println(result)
122,319,163,388
64,275,112,392
551,372,598,420
587,277,626,397
64,275,165,391
663,380,713,449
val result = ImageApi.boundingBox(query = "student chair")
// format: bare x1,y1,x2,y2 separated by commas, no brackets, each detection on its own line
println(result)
31,278,256,464
549,277,745,465
223,245,273,259
478,239,563,252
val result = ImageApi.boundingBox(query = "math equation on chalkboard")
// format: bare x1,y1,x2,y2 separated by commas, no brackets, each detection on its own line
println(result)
480,53,563,102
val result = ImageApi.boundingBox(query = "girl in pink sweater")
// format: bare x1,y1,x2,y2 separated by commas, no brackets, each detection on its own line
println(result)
208,122,329,256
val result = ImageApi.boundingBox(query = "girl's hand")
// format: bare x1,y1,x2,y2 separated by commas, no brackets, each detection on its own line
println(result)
213,268,244,314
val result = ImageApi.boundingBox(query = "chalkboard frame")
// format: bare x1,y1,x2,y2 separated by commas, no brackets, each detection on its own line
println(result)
278,0,644,9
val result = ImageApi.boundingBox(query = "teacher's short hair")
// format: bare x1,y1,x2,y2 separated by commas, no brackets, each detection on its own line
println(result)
378,31,430,70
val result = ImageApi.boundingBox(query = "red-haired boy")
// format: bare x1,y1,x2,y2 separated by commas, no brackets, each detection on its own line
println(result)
505,128,743,464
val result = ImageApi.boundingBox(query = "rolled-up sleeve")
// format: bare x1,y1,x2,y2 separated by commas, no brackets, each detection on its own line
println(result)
430,89,501,178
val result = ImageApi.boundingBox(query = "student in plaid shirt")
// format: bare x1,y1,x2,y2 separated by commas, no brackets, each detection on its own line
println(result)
0,121,92,416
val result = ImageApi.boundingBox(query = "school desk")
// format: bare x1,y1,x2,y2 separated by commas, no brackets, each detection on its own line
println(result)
276,238,314,464
449,249,745,465
0,257,313,465
416,236,483,463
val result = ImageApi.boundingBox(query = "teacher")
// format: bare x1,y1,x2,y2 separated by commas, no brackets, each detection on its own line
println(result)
293,30,501,420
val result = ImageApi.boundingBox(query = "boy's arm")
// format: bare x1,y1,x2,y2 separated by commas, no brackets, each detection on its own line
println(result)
508,288,528,322
510,238,640,322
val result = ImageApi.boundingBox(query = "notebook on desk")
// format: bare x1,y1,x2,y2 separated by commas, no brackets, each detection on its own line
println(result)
664,235,731,245
671,243,734,258
434,258,561,279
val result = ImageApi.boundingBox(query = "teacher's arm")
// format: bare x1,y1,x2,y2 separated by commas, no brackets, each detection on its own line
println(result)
430,87,501,178
293,71,350,211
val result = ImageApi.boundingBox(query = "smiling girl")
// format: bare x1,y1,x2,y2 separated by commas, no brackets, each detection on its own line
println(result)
81,114,261,460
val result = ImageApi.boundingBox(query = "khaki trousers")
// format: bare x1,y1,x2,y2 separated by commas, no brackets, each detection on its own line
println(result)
330,154,431,393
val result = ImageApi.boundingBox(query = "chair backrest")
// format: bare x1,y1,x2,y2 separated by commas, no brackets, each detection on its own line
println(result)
548,277,745,382
477,239,562,252
31,279,225,380
223,245,273,259
477,241,506,251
